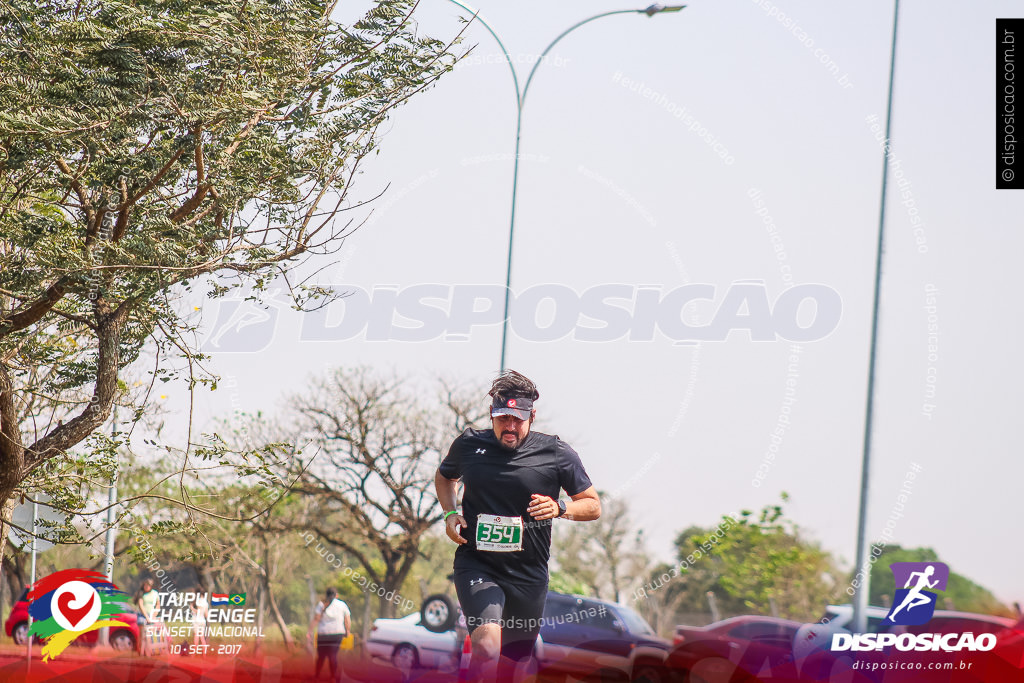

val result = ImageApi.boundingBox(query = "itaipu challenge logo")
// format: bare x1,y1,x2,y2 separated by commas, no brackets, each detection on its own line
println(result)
27,569,132,661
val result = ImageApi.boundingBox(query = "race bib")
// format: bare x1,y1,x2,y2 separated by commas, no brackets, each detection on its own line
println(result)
475,514,523,552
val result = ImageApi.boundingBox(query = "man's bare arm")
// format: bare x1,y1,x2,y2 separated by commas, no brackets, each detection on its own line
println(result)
527,486,601,521
565,486,601,521
434,468,467,544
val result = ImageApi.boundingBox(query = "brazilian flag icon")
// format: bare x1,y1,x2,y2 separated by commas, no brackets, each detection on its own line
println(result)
229,593,246,606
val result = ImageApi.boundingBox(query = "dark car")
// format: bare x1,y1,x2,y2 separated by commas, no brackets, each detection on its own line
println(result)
537,591,671,682
665,616,804,683
4,586,140,652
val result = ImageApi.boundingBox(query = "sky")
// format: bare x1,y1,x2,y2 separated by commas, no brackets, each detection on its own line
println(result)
158,0,1023,606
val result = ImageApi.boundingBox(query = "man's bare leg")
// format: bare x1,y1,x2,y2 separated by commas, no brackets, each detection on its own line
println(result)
468,623,501,682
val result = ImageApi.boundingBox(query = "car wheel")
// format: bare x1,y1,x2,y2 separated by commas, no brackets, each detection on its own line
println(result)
12,621,27,646
632,660,666,683
580,667,627,683
420,593,456,633
392,643,418,670
110,630,136,652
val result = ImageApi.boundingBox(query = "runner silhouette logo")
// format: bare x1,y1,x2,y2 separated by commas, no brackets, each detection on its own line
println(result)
885,562,949,626
200,293,283,353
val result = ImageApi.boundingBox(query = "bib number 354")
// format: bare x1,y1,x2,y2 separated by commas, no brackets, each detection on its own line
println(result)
475,514,523,552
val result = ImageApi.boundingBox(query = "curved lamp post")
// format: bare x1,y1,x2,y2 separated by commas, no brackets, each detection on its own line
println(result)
445,1,686,371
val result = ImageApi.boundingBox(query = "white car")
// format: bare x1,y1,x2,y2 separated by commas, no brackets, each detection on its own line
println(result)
365,613,459,672
819,603,1013,634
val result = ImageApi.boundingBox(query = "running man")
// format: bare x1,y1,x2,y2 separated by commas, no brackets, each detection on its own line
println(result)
434,370,601,681
888,565,939,621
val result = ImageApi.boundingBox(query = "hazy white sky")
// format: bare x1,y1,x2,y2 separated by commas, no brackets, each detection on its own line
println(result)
165,0,1023,605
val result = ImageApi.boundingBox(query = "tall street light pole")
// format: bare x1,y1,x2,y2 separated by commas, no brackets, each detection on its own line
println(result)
853,0,902,635
444,1,686,371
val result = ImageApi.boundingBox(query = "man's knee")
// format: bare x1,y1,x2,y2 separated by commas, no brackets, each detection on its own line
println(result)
471,623,502,660
501,635,538,662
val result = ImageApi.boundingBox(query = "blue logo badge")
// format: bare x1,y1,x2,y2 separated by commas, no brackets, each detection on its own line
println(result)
885,562,949,625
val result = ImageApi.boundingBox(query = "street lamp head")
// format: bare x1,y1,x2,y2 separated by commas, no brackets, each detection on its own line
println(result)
643,3,686,17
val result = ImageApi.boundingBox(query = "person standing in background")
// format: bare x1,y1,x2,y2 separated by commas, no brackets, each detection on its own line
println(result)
308,587,351,681
134,578,160,656
191,587,209,651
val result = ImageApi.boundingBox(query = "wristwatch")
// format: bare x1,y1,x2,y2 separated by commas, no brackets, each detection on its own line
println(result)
556,499,567,518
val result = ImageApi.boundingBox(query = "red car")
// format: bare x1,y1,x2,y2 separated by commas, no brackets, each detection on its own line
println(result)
961,616,1024,681
4,586,141,652
666,615,804,682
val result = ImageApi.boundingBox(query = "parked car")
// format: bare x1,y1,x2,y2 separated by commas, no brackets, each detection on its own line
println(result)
673,615,802,647
4,586,140,651
366,612,460,672
536,590,671,682
815,603,1014,636
665,616,803,683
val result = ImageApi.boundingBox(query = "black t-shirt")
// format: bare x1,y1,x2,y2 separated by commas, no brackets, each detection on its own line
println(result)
439,427,593,585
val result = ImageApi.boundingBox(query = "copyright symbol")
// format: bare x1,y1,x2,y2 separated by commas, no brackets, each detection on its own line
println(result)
1003,169,1014,182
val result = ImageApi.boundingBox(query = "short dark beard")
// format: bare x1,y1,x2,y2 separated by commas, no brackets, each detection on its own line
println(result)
497,435,522,451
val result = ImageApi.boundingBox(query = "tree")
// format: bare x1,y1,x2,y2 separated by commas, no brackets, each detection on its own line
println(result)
101,451,343,647
690,496,840,621
273,367,487,617
552,493,647,602
635,496,842,628
0,0,462,564
179,482,313,648
632,525,742,635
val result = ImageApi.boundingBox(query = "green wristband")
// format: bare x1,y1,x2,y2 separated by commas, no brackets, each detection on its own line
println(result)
443,510,459,522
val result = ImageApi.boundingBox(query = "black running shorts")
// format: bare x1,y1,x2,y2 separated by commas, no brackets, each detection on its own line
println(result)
453,568,547,661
